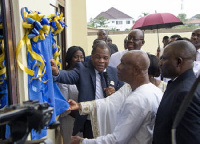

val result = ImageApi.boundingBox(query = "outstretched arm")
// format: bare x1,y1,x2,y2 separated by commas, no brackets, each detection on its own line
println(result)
67,99,96,115
50,59,59,76
67,99,81,111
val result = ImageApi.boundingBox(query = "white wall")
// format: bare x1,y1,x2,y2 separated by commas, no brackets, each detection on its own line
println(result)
107,18,133,31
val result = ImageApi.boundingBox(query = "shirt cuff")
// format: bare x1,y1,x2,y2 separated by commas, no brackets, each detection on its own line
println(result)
79,101,96,115
52,70,60,81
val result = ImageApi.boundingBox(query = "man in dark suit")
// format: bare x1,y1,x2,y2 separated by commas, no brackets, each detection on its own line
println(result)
97,29,118,55
153,40,200,144
51,41,124,138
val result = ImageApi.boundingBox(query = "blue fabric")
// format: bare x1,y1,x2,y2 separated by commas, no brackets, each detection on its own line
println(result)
0,80,10,139
28,32,69,140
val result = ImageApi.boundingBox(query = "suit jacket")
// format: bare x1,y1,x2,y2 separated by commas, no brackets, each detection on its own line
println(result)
107,43,118,55
153,69,200,144
54,60,124,135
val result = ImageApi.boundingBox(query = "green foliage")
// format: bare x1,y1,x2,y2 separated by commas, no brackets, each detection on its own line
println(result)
177,13,187,22
88,17,108,28
110,28,117,31
138,12,149,18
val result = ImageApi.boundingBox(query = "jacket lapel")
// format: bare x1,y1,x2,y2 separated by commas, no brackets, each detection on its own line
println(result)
87,60,96,90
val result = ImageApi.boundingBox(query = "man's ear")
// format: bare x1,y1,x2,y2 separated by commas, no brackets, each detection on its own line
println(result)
177,57,183,66
134,65,141,75
142,40,145,45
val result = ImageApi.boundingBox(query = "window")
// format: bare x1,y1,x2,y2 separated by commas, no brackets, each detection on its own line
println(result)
50,3,67,70
116,21,123,25
126,20,130,24
112,21,115,23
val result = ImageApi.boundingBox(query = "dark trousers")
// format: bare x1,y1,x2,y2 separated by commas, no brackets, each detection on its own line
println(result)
83,120,93,138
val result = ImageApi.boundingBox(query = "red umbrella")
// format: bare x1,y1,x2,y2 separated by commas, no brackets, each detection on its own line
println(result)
132,13,183,47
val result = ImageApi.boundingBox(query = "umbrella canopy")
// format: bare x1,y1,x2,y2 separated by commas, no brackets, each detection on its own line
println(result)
132,13,183,30
131,13,183,47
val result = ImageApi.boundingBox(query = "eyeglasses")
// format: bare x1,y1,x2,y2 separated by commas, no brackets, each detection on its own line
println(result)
191,33,200,38
127,37,144,42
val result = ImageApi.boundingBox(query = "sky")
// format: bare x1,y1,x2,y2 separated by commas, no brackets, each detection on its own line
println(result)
86,0,199,22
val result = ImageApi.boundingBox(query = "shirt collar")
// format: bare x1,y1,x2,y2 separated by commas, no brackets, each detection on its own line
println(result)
95,69,106,74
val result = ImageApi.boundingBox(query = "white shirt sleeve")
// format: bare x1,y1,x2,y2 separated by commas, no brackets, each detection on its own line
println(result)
82,93,147,144
79,84,132,138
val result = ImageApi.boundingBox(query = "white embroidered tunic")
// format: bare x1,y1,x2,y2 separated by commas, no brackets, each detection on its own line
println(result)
80,83,163,144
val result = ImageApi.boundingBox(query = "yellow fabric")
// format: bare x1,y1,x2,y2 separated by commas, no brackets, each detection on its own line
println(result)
0,39,6,84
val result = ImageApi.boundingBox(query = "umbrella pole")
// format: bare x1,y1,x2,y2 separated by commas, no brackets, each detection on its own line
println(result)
157,29,160,48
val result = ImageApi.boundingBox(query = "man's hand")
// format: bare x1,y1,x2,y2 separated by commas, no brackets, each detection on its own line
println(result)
67,99,81,111
50,59,59,76
70,136,83,144
105,86,115,96
157,46,160,53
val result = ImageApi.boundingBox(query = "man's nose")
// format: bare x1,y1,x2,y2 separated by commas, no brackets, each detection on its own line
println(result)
99,58,105,62
77,57,81,62
117,64,121,70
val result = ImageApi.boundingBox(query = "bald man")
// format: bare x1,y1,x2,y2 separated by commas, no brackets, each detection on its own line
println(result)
109,29,145,67
68,51,163,144
153,40,200,144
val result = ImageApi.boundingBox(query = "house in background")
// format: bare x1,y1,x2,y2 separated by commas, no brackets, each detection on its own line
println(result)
185,14,200,27
95,7,134,31
185,19,200,27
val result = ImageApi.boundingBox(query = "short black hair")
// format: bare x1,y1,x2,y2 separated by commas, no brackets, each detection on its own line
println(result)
91,40,111,55
170,34,181,39
163,36,169,40
66,46,85,69
147,53,160,77
92,38,104,49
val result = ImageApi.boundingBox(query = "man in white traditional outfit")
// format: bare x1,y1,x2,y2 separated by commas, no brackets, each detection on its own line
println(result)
68,50,163,144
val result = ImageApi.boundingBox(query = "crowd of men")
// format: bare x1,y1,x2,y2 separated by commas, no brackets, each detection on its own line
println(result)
51,28,200,144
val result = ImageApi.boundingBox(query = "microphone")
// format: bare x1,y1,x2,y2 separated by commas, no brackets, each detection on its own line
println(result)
103,72,110,87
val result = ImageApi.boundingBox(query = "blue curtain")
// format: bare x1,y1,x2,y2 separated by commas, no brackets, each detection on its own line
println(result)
28,32,69,139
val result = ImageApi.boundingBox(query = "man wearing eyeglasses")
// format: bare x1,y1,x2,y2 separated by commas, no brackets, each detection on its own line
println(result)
109,29,145,68
191,28,200,61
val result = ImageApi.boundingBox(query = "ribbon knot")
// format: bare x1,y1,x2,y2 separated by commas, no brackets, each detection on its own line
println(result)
16,7,67,83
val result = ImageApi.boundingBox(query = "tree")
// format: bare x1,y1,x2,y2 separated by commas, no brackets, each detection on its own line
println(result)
177,13,187,22
95,16,108,28
88,18,96,28
138,12,149,18
88,17,108,28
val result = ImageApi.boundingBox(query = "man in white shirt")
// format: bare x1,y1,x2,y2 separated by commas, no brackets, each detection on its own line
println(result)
191,28,200,61
68,50,163,144
156,36,169,58
109,29,145,67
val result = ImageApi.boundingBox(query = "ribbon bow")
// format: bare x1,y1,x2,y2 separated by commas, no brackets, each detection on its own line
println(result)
16,7,50,83
48,12,67,35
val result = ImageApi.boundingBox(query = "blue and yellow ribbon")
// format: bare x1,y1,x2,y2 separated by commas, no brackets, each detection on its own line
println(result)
16,7,67,82
48,12,67,35
0,39,6,85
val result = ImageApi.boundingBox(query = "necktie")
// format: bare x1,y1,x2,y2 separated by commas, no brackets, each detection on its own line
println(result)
99,72,107,97
166,80,173,89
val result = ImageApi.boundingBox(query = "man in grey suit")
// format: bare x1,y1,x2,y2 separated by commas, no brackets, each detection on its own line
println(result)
51,41,124,138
